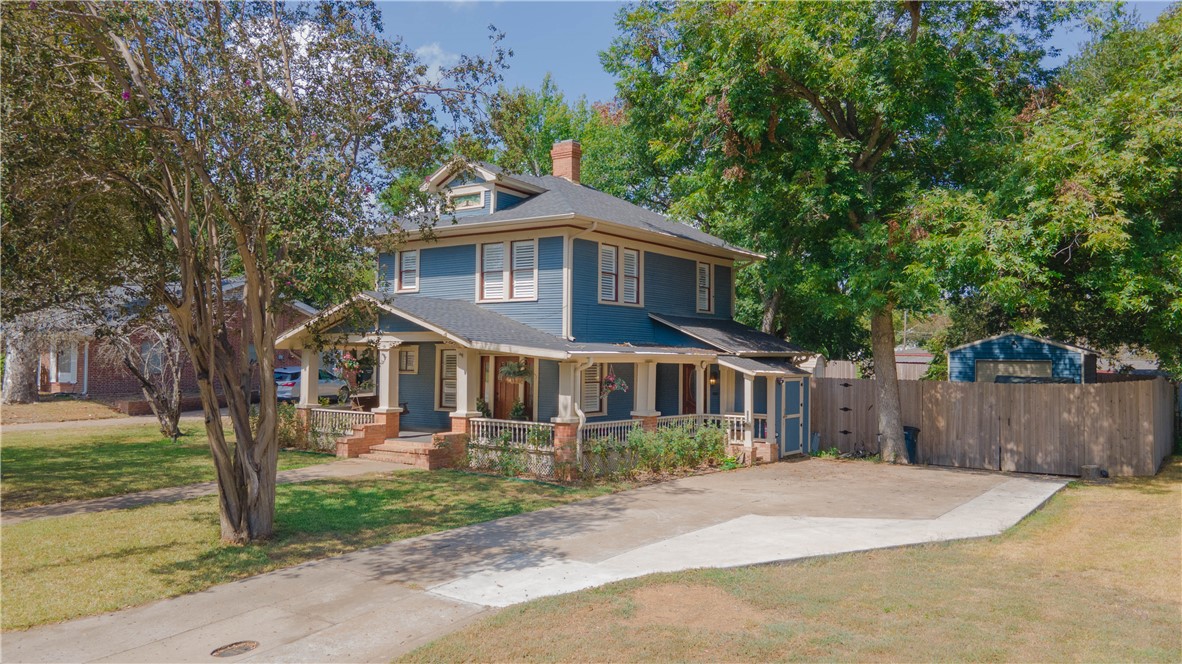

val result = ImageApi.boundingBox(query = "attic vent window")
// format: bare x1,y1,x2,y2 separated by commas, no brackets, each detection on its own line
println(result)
452,192,483,210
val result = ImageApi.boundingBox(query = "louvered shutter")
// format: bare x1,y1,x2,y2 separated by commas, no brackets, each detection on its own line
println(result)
511,240,536,299
482,243,505,300
599,245,617,301
398,250,418,291
621,249,640,304
697,262,711,312
439,350,458,409
581,364,602,413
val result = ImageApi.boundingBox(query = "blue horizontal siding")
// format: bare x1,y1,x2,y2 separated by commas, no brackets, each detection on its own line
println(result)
482,236,563,335
655,363,680,415
586,362,635,422
397,342,450,431
419,244,477,300
571,239,735,344
377,253,396,293
537,360,559,422
495,190,527,211
378,313,427,333
948,334,1084,383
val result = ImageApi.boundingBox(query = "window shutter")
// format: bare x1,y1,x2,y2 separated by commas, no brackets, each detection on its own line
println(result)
440,350,458,409
580,364,602,413
399,250,418,291
697,263,711,312
511,240,536,299
482,243,505,300
621,249,640,304
599,245,617,301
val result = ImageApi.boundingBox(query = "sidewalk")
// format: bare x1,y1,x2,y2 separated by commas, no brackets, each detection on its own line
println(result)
1,458,406,526
0,409,214,433
1,460,1067,663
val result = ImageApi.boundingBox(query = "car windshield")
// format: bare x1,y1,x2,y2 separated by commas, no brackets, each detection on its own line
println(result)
274,370,299,380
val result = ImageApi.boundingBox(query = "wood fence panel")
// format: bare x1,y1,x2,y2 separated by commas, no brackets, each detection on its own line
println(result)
809,376,1175,477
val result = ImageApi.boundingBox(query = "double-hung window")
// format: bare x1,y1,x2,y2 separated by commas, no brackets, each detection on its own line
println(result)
598,244,640,305
438,349,458,410
480,240,537,301
696,262,713,313
398,347,418,374
580,364,603,414
397,250,419,292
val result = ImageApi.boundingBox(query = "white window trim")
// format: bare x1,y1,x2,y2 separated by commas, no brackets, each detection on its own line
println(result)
580,364,605,416
696,261,714,314
53,342,78,383
476,239,538,303
396,250,419,293
596,242,644,308
398,345,419,375
435,346,459,412
449,187,486,211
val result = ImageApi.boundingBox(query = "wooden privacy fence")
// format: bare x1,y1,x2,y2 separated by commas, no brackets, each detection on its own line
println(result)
810,377,1177,477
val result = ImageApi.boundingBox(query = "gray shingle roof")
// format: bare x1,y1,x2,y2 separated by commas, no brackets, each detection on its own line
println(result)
650,314,805,355
718,356,810,376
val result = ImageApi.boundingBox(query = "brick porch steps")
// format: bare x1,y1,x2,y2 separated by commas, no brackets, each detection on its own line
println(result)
360,439,451,470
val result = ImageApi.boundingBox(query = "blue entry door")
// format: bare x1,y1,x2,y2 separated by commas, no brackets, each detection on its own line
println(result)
780,379,804,456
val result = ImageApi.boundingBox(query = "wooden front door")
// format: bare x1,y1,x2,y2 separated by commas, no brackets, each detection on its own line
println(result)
681,364,696,414
493,357,534,420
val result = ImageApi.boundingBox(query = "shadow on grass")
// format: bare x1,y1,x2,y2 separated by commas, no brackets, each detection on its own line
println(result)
146,470,623,590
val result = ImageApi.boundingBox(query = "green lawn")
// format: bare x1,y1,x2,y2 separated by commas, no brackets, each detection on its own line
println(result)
1,423,333,510
1,470,614,630
405,459,1182,663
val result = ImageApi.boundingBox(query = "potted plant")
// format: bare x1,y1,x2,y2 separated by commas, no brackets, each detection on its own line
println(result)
509,400,527,421
498,360,532,384
601,366,630,398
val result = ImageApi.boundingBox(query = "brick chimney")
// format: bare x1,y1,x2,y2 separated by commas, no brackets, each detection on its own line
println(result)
550,139,582,184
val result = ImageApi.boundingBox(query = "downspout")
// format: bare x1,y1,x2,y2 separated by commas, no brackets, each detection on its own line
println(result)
82,341,90,396
564,221,599,340
572,357,594,464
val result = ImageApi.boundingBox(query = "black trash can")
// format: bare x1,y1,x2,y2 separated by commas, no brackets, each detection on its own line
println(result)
902,426,920,464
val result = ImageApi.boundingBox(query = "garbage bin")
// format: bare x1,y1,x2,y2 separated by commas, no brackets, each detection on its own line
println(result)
902,426,920,464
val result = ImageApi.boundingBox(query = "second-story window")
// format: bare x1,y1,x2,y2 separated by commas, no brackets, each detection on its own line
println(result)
397,250,419,292
481,243,505,300
452,191,483,211
599,244,640,305
480,240,537,301
696,262,713,313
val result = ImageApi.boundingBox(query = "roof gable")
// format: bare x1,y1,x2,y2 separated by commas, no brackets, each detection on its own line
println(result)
948,332,1098,356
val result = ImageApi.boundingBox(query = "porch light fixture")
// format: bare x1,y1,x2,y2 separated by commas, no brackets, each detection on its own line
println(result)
708,368,718,386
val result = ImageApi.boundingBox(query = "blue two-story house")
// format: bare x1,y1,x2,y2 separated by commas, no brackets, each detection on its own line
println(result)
277,140,810,466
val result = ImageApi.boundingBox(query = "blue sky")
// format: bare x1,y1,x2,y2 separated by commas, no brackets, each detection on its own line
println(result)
379,1,1174,103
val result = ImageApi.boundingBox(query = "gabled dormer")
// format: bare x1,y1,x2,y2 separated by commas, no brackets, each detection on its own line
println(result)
421,160,547,218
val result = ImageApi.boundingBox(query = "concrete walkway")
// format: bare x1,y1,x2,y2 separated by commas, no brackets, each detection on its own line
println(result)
1,459,406,526
1,460,1067,663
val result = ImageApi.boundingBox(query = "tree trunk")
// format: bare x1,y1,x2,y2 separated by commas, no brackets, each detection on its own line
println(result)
761,287,783,335
2,326,40,404
870,306,906,462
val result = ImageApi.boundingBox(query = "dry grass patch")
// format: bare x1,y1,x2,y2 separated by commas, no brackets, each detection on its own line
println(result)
404,459,1182,663
0,400,126,424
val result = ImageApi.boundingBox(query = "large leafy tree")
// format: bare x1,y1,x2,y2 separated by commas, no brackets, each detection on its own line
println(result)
2,1,502,541
605,1,1089,460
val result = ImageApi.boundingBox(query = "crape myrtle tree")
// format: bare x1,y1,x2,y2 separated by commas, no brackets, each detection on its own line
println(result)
2,1,503,542
604,1,1090,461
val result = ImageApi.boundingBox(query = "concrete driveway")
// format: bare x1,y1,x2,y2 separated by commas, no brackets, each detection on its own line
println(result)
2,459,1066,663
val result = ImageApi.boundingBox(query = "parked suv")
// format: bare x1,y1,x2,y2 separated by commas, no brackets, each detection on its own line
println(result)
275,367,350,403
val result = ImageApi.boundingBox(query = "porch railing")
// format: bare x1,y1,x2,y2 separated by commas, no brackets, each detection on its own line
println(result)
753,414,768,442
579,418,641,444
308,407,374,436
467,418,557,478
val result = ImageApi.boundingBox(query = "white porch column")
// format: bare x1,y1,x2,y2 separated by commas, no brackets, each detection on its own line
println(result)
743,373,755,447
298,350,319,408
373,344,402,413
722,366,736,413
694,363,706,416
553,361,581,423
765,376,777,445
450,348,483,418
630,361,659,417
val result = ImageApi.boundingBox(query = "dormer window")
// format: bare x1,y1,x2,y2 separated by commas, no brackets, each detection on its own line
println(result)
451,191,483,211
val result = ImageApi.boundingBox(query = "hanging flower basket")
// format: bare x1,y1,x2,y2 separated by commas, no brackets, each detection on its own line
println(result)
498,360,532,384
601,366,630,398
339,352,361,372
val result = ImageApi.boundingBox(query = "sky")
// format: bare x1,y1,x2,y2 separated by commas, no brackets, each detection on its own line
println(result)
380,1,1175,103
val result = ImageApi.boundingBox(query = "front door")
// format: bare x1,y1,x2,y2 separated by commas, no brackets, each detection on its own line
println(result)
493,357,534,420
681,364,696,414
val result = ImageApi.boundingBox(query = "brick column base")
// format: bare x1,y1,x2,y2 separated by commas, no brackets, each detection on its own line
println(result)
553,421,580,480
373,410,400,439
431,432,469,468
450,416,472,435
633,415,658,431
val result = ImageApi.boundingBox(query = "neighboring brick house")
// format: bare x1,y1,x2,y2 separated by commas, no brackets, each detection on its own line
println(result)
38,281,317,411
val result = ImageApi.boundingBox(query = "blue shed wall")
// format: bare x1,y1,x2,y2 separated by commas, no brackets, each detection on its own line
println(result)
948,335,1084,383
